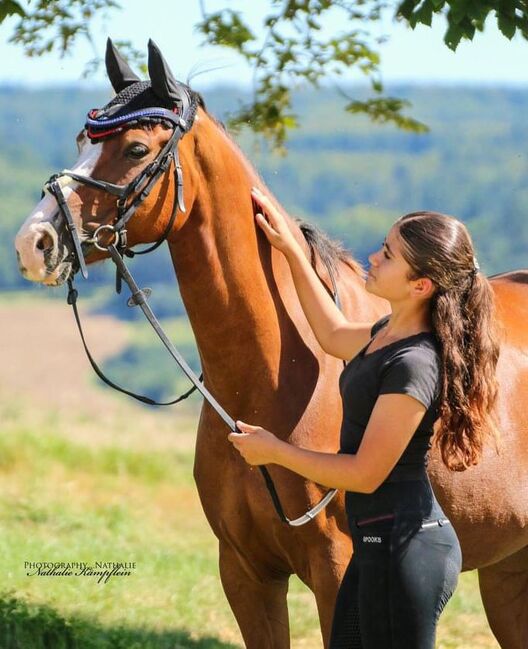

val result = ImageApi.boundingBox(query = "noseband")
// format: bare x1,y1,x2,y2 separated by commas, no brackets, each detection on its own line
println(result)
43,88,340,527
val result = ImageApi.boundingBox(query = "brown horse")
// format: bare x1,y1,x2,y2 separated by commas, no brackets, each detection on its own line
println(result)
14,42,528,648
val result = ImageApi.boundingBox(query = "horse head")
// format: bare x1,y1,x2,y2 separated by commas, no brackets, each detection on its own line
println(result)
15,39,202,285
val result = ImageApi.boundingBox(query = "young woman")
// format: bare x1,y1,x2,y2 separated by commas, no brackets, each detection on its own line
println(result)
229,187,501,649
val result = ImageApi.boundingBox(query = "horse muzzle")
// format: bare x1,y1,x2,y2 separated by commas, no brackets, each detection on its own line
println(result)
15,214,80,286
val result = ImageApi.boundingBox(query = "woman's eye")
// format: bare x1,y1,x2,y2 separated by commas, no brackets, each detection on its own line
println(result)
126,144,149,159
384,251,390,260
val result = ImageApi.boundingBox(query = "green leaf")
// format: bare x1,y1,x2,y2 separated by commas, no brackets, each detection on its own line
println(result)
345,97,429,133
397,0,420,21
415,0,434,27
0,0,25,22
448,0,468,24
444,23,464,50
196,10,255,50
498,14,516,39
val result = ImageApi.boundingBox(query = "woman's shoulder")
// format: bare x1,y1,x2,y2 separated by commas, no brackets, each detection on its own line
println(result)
381,338,442,389
387,337,441,363
379,338,442,407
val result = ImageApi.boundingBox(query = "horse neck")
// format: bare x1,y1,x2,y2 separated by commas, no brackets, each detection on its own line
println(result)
167,116,304,398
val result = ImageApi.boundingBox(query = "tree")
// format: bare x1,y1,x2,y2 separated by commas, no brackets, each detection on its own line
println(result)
2,0,527,147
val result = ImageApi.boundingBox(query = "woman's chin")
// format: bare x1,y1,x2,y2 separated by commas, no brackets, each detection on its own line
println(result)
365,276,385,299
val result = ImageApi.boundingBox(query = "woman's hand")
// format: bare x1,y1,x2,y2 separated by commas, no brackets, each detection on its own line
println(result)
251,187,301,258
228,420,284,466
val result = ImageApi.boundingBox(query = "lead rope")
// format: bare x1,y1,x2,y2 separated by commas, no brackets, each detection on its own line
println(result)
66,243,342,525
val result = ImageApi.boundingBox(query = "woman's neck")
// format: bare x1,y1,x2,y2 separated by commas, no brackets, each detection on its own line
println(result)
382,301,433,337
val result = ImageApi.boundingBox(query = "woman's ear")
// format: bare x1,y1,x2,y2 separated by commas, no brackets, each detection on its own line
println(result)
412,276,436,299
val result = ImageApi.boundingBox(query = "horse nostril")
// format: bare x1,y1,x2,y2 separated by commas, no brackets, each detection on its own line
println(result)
36,231,54,252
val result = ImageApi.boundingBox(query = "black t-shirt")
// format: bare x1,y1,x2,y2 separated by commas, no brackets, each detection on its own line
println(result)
339,314,442,480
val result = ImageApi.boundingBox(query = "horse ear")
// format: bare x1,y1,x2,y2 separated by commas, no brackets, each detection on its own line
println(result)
105,38,141,92
148,39,181,105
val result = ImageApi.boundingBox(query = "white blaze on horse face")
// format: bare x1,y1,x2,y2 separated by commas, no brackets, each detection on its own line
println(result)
15,137,103,283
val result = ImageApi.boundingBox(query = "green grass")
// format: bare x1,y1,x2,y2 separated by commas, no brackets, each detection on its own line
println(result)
0,593,239,649
0,398,498,648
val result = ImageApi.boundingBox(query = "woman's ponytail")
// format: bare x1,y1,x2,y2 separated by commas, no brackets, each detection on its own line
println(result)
396,212,502,471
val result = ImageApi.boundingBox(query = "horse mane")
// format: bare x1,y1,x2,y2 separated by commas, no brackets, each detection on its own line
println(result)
297,220,366,279
489,270,528,284
193,90,366,280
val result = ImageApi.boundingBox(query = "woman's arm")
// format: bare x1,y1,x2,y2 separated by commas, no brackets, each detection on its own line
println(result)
287,246,373,358
230,392,427,493
252,187,373,359
267,441,372,493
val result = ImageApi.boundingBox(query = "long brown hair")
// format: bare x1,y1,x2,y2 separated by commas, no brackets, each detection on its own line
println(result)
396,211,502,471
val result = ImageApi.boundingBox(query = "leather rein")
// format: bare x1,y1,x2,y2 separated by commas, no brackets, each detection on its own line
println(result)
43,90,340,526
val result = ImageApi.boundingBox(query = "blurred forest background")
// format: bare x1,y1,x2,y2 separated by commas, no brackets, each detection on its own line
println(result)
3,82,527,401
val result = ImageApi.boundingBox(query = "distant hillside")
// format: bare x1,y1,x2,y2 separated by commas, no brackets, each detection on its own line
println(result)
4,83,526,402
3,83,527,293
0,295,128,409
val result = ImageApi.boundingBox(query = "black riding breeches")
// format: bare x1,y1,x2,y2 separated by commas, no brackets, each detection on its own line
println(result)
329,498,462,649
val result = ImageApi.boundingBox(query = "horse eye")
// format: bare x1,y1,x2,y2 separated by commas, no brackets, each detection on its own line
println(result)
126,144,149,159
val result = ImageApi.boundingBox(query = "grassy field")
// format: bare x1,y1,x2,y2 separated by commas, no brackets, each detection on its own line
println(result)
0,399,500,649
0,296,499,648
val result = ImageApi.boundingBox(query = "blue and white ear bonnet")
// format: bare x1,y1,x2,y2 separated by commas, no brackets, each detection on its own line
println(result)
85,38,197,141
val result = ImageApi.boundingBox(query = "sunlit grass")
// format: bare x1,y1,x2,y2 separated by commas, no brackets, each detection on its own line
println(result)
0,396,498,647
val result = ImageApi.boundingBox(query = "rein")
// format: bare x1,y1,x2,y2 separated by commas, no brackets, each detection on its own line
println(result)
46,90,341,526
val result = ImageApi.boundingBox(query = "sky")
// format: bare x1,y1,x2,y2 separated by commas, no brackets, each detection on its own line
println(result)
1,1,527,89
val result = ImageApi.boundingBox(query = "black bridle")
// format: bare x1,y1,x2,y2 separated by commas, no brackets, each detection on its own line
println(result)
43,91,340,526
44,114,187,283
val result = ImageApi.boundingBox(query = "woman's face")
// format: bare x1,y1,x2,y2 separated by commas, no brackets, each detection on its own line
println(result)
366,225,433,302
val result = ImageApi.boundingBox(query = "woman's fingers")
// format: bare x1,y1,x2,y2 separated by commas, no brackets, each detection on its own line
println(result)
251,186,297,256
251,186,266,202
256,213,279,237
252,198,283,233
228,431,249,442
236,420,259,432
230,422,252,441
251,187,279,220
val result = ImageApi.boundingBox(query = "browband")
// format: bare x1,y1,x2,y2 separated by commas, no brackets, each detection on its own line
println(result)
86,106,182,140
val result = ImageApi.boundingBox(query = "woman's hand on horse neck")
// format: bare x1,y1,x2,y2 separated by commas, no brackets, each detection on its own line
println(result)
252,187,372,361
252,187,300,256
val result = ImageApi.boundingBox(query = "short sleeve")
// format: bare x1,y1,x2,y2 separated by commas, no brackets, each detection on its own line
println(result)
379,346,440,410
